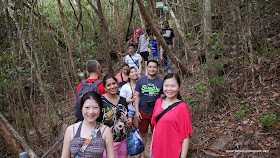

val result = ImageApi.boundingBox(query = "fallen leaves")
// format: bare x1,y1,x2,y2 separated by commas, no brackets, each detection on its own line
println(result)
271,93,279,98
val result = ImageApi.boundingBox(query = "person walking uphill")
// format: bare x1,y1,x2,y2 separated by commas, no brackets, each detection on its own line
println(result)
101,74,132,158
115,64,129,84
61,91,114,158
161,21,175,73
125,44,142,78
134,60,163,158
150,73,193,158
138,32,150,76
76,60,107,99
75,60,107,121
119,67,139,127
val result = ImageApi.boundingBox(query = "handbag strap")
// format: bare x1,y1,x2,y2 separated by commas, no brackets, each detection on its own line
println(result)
75,123,102,158
129,82,134,105
121,72,124,82
156,101,181,124
129,55,139,68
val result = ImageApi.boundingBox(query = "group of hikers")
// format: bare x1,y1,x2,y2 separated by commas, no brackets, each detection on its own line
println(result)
61,21,193,158
129,21,175,75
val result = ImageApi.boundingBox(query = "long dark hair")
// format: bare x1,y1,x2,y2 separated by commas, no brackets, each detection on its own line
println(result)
163,73,182,100
80,91,103,122
127,67,137,83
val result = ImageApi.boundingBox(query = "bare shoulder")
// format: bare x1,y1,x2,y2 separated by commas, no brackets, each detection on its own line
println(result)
65,122,81,139
101,125,112,135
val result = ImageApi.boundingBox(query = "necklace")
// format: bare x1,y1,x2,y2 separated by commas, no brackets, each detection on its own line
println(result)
129,82,135,105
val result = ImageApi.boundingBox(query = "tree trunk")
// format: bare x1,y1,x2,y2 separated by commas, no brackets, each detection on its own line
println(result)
235,3,249,92
0,116,24,156
203,0,219,106
136,0,190,75
23,0,67,49
0,112,38,158
164,0,197,67
87,0,114,73
57,0,80,83
69,0,86,73
109,0,124,61
148,0,155,15
125,0,135,42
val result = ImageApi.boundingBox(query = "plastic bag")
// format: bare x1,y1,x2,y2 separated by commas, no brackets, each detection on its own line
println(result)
126,122,144,156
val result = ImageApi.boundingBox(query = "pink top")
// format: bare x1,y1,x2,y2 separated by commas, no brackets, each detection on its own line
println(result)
115,73,128,84
151,98,193,158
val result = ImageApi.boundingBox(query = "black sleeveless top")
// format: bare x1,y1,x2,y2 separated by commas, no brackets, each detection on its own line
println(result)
70,122,106,158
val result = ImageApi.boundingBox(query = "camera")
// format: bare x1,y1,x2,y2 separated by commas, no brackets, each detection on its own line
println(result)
147,100,156,108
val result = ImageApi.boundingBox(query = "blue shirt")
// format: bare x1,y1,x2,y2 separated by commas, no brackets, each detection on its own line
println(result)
135,76,163,113
149,39,160,57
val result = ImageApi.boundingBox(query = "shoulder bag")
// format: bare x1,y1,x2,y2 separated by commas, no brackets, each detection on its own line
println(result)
129,55,139,68
156,101,182,124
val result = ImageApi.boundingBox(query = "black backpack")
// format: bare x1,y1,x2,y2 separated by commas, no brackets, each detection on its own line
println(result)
75,80,102,120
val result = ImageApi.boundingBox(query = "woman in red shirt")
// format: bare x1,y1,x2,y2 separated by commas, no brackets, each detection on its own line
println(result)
151,73,193,158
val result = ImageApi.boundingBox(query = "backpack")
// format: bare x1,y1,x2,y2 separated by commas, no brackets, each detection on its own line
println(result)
117,73,127,95
75,79,103,120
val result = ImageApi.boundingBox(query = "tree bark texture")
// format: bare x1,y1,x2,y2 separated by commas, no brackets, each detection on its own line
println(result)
126,0,135,41
69,0,86,73
136,0,189,75
57,0,80,83
203,0,220,106
164,0,197,65
87,0,114,73
0,116,24,156
109,0,124,60
0,112,38,158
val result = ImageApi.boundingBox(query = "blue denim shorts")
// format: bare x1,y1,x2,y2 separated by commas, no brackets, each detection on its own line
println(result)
128,110,136,118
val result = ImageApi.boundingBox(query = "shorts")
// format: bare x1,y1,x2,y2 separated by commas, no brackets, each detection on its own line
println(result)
128,110,136,118
138,110,154,133
140,51,149,61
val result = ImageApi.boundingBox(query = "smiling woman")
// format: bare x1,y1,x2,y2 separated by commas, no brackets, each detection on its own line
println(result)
61,91,114,158
150,73,193,158
101,74,132,158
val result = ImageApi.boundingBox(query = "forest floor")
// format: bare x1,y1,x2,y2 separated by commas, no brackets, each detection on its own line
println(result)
1,55,279,158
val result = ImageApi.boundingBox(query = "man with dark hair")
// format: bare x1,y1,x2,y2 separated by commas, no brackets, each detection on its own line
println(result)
161,20,175,73
125,44,142,78
135,59,163,157
75,60,106,100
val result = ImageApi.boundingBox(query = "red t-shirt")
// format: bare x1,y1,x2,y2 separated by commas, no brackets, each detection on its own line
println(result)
151,98,193,158
75,79,107,100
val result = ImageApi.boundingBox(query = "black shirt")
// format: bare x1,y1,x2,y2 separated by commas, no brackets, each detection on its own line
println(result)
161,28,175,45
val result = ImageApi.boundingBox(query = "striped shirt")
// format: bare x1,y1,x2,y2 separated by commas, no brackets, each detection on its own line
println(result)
125,54,142,73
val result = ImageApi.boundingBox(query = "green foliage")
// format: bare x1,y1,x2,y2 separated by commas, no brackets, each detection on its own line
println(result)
209,75,226,86
181,33,195,38
256,45,269,56
233,101,250,118
258,113,277,128
221,121,228,126
193,81,210,94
